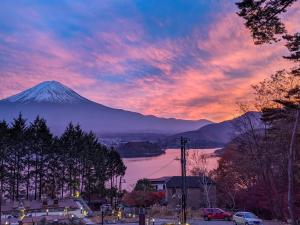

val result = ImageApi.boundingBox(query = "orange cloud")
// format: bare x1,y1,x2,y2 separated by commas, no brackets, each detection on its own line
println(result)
81,11,298,122
1,1,299,122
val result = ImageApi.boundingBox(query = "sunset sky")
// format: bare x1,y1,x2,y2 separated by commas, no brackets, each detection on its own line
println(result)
0,0,299,121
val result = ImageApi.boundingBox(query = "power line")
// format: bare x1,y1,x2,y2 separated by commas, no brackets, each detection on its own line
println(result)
123,158,177,183
146,158,177,178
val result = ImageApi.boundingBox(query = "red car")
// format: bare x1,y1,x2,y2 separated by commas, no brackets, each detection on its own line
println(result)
202,208,232,221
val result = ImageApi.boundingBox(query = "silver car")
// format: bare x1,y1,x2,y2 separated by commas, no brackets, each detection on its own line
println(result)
232,212,263,225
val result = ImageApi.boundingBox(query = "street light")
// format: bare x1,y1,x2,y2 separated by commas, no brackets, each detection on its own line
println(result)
117,210,122,221
63,207,68,216
101,210,104,225
151,218,155,225
74,191,80,198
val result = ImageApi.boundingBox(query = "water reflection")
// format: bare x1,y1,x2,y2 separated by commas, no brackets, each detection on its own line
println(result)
123,148,220,190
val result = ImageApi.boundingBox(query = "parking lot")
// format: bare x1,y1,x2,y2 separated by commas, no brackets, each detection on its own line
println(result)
154,219,234,225
189,220,233,225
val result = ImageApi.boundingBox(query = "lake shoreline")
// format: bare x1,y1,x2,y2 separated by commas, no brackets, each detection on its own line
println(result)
121,150,166,158
121,147,223,159
123,148,220,189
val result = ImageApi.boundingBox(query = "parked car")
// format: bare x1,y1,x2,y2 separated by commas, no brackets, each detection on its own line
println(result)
202,208,232,221
232,212,263,225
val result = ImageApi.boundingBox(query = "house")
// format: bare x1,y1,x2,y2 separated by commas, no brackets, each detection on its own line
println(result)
149,176,216,209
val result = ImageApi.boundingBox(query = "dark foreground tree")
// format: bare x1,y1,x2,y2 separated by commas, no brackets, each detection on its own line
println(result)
213,72,300,219
123,178,164,208
134,179,154,192
0,114,126,206
0,120,9,225
7,114,27,200
236,1,300,223
27,116,53,200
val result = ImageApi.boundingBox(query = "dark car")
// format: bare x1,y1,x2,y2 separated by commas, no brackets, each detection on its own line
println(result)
202,208,232,221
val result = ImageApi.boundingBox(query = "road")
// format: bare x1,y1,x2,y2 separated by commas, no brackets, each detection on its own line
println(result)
106,219,285,225
103,220,233,225
154,219,233,225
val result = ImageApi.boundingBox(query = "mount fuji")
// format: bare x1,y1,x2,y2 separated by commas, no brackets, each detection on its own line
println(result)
4,81,88,104
0,81,211,135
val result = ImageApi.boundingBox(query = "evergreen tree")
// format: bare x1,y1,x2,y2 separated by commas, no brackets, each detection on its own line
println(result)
45,137,61,199
0,120,9,223
5,114,27,200
27,116,53,199
106,148,126,207
81,132,99,203
0,115,126,205
59,123,84,196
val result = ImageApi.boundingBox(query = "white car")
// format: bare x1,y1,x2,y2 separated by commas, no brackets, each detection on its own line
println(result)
232,212,263,225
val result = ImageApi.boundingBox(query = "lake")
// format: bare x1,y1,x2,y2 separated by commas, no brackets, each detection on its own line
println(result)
122,148,220,190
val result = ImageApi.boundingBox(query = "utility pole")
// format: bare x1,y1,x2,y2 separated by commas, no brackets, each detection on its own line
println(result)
180,137,187,225
0,184,2,225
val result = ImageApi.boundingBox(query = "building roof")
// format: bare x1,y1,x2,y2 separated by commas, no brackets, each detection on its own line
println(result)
149,177,171,184
150,176,214,188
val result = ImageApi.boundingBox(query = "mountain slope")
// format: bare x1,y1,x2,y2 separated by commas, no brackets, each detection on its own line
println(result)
3,81,88,103
163,112,262,148
0,81,211,135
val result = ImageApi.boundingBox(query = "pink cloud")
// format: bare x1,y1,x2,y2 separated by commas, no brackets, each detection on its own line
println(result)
80,10,299,122
0,30,96,98
1,1,299,122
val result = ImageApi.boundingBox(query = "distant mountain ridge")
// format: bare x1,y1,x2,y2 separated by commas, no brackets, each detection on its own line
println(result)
163,111,262,148
0,81,211,135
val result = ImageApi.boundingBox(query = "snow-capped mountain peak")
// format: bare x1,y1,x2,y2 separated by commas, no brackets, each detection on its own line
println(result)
0,80,212,135
2,81,88,104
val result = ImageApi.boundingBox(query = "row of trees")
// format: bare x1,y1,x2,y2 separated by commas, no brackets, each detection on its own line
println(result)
214,0,300,222
0,114,126,202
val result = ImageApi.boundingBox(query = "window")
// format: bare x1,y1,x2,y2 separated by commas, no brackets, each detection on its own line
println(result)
208,209,214,213
204,209,213,214
244,213,257,218
214,208,223,213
